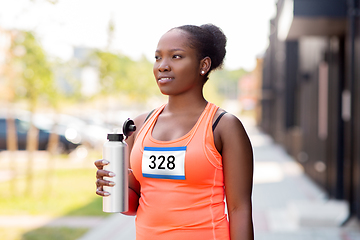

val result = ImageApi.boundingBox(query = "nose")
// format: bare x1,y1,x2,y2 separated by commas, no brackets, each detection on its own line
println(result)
158,59,170,72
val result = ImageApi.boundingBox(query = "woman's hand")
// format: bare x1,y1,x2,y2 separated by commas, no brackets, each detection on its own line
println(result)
95,159,116,197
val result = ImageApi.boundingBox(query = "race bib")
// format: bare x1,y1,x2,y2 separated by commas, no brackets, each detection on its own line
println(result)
142,146,186,180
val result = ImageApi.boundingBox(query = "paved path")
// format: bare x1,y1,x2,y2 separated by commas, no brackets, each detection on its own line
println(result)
77,214,135,240
246,118,360,240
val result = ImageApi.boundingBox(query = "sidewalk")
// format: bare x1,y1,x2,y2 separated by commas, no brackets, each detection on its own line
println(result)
246,117,360,240
77,117,360,240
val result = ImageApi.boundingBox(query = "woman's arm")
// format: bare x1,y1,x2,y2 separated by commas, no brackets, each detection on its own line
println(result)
121,114,146,215
122,171,140,216
217,114,254,240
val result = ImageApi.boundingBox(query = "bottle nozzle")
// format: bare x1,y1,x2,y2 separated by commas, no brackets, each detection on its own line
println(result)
128,124,136,132
123,118,136,139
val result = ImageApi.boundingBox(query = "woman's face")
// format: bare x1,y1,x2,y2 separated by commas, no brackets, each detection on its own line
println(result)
153,29,203,96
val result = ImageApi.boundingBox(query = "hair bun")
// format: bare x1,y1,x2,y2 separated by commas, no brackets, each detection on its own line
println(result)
200,24,227,70
173,24,227,80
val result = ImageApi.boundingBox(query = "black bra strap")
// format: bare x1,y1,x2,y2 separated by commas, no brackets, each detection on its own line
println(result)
144,109,155,123
212,111,227,132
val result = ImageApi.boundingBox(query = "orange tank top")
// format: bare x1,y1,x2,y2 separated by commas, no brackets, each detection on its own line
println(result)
130,102,230,240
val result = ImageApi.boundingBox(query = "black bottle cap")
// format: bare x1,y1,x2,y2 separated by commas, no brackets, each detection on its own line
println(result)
107,133,124,141
123,118,136,138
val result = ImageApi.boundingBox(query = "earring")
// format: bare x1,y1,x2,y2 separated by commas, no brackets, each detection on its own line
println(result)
201,71,205,75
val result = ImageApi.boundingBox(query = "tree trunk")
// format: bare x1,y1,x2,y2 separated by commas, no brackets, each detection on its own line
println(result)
25,112,39,197
44,113,60,197
6,107,18,196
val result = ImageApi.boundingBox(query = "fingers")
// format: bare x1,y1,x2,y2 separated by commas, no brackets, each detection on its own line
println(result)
95,159,115,179
95,159,118,197
95,179,116,197
94,159,110,169
95,167,116,197
96,187,110,197
96,178,116,187
96,169,116,179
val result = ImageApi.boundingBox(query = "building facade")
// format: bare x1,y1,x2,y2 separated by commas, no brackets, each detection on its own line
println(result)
261,0,360,220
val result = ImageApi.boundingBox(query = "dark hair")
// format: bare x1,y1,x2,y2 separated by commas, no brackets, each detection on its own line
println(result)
173,24,227,80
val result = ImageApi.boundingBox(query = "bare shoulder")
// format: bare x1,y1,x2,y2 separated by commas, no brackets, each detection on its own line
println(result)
215,110,248,137
133,112,150,129
215,110,252,154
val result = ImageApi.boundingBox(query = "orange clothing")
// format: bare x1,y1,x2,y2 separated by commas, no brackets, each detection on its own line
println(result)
130,102,230,240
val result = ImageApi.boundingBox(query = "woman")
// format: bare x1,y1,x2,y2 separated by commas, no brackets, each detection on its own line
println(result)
95,24,254,240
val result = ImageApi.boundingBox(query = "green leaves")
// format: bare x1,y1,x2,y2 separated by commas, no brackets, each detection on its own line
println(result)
9,31,56,109
92,51,160,102
4,29,247,109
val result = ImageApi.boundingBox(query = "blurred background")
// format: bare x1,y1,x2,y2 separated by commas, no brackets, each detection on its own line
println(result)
1,0,360,240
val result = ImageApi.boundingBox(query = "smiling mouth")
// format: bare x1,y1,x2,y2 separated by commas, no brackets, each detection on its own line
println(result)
158,77,174,84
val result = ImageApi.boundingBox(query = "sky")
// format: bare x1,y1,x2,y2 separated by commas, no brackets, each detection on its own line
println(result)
0,0,277,71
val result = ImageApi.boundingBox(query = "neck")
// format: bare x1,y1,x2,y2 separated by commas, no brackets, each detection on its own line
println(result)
165,91,207,114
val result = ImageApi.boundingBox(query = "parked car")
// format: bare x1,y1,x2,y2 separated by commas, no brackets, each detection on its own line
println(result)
0,115,81,153
32,113,109,150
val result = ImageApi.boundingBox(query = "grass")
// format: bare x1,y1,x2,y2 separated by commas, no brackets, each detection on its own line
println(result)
0,227,88,240
23,227,89,240
0,166,114,240
0,168,109,217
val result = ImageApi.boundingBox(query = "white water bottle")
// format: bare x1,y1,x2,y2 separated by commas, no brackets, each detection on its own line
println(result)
102,119,136,213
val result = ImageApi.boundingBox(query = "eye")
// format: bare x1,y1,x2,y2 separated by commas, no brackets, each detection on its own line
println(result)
155,55,161,61
173,55,182,59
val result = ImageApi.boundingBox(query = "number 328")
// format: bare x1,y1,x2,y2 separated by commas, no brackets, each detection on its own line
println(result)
148,155,175,170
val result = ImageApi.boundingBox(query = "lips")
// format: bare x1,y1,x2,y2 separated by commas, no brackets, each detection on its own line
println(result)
157,77,174,84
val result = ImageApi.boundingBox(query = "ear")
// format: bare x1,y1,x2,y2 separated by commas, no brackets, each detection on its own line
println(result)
199,57,211,76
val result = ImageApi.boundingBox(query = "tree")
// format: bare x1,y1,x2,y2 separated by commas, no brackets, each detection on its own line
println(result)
91,51,160,102
8,30,56,196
